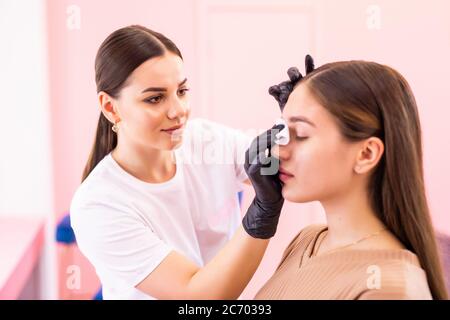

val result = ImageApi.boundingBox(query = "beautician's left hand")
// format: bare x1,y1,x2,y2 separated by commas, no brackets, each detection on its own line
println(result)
268,54,315,111
242,124,285,239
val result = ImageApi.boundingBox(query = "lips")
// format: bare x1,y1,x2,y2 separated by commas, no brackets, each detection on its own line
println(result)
279,167,294,182
161,123,184,134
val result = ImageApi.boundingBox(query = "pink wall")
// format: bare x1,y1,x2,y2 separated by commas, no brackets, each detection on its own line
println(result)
46,0,450,299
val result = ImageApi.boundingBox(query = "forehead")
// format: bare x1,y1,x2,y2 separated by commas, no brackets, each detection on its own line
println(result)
282,83,326,126
127,53,185,88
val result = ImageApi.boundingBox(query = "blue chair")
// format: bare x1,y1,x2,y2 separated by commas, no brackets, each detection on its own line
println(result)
56,213,76,244
238,191,243,207
56,213,102,300
93,287,103,300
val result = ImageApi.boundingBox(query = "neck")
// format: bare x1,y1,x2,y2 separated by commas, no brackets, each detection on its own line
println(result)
112,137,176,183
321,184,386,248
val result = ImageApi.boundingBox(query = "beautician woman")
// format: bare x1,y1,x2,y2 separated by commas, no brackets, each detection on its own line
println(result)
70,25,284,299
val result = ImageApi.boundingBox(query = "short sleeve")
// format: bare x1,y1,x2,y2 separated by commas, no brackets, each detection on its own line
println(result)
70,202,173,291
224,124,252,186
187,118,252,189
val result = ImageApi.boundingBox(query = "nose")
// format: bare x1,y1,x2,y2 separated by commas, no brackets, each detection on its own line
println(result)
273,141,290,161
272,144,280,159
167,97,189,120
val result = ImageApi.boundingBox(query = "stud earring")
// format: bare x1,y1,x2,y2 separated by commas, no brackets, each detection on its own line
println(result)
112,121,119,133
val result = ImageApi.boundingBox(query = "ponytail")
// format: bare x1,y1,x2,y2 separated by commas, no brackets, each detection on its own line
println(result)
81,113,117,181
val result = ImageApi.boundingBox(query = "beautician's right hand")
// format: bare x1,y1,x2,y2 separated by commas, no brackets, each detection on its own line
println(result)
242,124,285,239
268,54,315,111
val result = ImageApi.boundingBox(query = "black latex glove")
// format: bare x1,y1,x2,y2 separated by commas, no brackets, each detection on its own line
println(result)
242,124,285,239
268,54,315,111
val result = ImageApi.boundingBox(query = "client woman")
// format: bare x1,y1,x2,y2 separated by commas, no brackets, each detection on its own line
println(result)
254,57,448,300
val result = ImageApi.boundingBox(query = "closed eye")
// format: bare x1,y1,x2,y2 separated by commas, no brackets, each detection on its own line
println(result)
296,136,308,141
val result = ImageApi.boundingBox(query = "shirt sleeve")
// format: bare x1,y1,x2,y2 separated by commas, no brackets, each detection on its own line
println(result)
70,201,173,291
188,118,252,188
231,128,253,186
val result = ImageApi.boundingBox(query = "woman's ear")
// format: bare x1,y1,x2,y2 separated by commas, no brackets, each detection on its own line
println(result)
353,137,384,174
98,91,120,124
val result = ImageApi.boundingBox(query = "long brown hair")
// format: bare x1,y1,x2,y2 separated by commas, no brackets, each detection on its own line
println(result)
302,61,448,300
82,25,183,181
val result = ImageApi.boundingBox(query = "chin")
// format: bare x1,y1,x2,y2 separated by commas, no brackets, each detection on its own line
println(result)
282,185,315,203
165,136,184,150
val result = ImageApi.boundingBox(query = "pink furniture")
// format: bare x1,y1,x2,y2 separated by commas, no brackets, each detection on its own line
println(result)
0,216,45,299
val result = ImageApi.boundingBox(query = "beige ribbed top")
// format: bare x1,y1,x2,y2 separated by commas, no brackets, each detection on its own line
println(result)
255,224,432,300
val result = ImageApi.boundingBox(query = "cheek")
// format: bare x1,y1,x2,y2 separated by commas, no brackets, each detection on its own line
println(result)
121,104,169,148
129,106,166,132
183,100,192,121
282,139,354,202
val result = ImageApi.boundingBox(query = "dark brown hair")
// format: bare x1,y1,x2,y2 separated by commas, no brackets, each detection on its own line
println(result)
301,61,448,299
82,25,183,181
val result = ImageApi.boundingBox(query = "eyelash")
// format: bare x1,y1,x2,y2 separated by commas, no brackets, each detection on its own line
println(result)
296,136,308,141
145,88,190,104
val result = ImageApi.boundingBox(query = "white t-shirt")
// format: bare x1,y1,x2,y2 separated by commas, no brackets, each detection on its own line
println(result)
70,118,252,300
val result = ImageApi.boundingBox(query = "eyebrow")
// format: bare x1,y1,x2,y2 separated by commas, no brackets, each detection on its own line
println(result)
288,116,316,127
141,78,188,93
